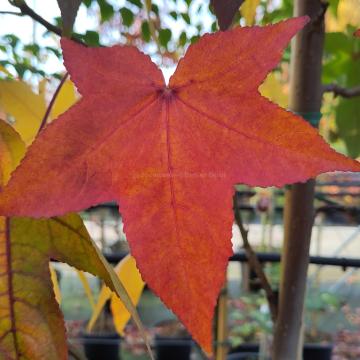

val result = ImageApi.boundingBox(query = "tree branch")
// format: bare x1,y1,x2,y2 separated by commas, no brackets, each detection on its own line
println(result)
233,192,278,322
323,83,360,98
8,0,84,45
312,1,329,27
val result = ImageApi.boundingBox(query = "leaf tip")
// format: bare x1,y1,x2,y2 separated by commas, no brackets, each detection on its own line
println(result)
291,15,311,31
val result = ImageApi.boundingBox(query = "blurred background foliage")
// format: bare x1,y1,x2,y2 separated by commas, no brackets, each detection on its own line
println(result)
0,0,359,157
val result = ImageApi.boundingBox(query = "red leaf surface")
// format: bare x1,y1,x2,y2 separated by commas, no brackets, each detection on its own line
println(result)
0,17,359,353
355,29,360,37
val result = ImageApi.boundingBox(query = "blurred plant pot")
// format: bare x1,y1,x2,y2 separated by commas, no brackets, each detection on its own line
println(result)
155,336,192,360
303,343,332,360
227,343,332,360
83,332,120,360
227,343,259,359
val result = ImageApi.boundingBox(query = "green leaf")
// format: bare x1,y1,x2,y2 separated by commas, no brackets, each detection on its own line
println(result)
45,46,62,58
335,40,360,158
23,43,40,57
83,0,93,8
336,97,360,158
98,0,115,22
159,28,172,48
329,0,340,16
120,7,135,27
211,20,218,32
151,3,159,16
179,31,187,47
169,11,178,20
190,34,200,44
181,12,191,24
82,30,100,46
325,32,353,54
3,34,20,48
141,21,151,42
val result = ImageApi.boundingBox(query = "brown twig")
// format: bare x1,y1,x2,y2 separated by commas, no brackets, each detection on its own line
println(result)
0,10,23,16
312,1,329,27
233,192,278,322
322,83,360,98
8,0,84,44
38,72,69,134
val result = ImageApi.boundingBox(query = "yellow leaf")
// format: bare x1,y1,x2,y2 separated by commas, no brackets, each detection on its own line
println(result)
86,281,112,332
0,214,152,360
326,0,360,31
38,78,48,98
0,65,12,77
240,0,260,26
0,80,46,145
111,256,145,335
76,269,96,310
50,263,62,304
87,255,145,335
259,72,288,108
0,120,26,185
51,79,78,119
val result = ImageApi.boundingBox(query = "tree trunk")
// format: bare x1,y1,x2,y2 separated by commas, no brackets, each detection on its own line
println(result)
272,1,325,359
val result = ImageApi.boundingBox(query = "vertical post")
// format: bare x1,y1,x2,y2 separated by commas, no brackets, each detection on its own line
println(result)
215,288,228,360
272,1,326,359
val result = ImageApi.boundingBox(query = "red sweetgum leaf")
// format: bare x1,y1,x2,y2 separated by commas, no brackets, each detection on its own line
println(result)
0,17,360,353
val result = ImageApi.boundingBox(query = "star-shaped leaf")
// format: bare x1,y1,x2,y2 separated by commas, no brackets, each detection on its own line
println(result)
0,17,359,353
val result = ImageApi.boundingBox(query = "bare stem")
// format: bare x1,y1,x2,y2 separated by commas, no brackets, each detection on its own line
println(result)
8,0,84,44
38,72,69,134
0,10,23,16
233,193,278,322
323,83,360,98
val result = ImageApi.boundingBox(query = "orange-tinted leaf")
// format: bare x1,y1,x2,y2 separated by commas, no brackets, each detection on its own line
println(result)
211,0,245,30
0,17,360,353
0,121,150,359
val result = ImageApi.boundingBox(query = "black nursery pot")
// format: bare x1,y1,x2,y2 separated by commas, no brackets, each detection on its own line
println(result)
155,336,192,360
227,344,259,359
227,343,333,360
83,332,120,360
303,344,333,360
